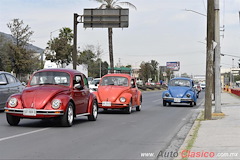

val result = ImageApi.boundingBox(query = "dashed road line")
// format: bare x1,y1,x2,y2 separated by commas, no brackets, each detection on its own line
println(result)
0,128,49,142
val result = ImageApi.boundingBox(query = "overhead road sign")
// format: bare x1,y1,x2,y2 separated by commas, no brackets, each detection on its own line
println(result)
83,9,129,28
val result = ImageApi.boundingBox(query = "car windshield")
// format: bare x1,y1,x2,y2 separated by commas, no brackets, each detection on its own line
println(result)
169,79,191,87
100,76,128,86
30,71,70,86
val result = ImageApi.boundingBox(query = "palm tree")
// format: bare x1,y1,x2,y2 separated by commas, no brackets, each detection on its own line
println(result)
93,0,136,73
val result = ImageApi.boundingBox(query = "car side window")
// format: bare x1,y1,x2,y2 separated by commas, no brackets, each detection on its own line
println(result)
0,74,7,83
131,79,136,88
5,74,17,84
74,75,82,87
82,75,89,88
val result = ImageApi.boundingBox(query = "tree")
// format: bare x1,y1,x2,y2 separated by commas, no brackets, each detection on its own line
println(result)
139,60,159,83
93,0,136,73
165,68,173,83
0,35,9,71
46,27,73,67
78,45,109,77
7,19,39,77
150,60,159,81
139,61,152,83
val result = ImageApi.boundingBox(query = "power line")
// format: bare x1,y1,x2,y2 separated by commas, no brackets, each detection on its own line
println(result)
221,53,240,58
202,0,207,12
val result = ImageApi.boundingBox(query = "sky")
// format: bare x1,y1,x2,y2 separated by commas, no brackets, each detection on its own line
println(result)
0,0,240,76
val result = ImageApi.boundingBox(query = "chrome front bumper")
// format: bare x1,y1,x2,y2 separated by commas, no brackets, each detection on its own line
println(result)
4,108,64,116
163,97,193,102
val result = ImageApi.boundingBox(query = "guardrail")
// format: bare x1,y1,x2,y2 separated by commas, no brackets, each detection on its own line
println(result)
224,87,240,97
230,88,240,97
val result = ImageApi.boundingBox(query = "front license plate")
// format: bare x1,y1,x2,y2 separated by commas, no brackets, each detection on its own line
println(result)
174,98,181,103
23,109,36,116
102,101,111,107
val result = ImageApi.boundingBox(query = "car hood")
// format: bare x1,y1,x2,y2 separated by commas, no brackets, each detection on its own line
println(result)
168,86,191,98
97,86,128,102
21,86,69,109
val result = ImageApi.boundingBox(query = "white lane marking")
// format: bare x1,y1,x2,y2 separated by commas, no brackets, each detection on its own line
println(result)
152,99,161,103
0,128,49,142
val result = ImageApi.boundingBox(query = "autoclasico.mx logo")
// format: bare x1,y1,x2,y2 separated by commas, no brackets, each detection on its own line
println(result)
141,150,239,159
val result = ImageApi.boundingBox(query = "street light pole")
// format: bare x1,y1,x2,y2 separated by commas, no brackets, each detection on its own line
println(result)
214,0,222,113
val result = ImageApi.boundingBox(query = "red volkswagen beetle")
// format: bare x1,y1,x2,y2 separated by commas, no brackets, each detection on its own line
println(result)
5,68,98,127
94,74,142,114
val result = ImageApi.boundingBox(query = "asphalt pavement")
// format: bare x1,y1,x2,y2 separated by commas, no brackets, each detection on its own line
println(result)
176,91,240,160
0,91,201,160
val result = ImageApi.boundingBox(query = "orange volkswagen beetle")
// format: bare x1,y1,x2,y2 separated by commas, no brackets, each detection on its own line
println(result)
94,73,142,114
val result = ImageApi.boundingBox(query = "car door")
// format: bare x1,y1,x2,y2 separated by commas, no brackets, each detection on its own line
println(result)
130,78,138,106
5,73,22,96
73,74,89,114
0,73,8,109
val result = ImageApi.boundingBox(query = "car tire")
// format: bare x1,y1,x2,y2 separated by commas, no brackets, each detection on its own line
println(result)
126,102,132,114
88,100,98,121
136,104,141,111
60,102,74,127
190,101,194,107
163,100,167,106
6,114,20,126
136,97,142,111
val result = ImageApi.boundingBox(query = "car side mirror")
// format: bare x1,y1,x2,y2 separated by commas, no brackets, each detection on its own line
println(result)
0,81,7,85
74,84,84,90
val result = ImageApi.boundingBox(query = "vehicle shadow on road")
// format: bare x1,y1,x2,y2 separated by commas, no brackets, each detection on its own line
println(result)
162,104,198,108
98,109,136,115
8,118,90,128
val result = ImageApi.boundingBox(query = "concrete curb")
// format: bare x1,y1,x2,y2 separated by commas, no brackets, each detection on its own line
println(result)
175,110,203,160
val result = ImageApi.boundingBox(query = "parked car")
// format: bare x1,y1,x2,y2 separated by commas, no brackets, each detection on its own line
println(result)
0,71,25,110
162,77,197,107
4,68,98,127
94,73,142,114
195,83,202,98
89,78,101,92
200,82,206,90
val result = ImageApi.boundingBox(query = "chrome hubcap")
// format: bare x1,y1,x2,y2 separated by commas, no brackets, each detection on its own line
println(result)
68,106,73,124
93,103,98,118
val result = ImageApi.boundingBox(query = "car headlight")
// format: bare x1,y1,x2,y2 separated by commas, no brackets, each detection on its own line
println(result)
119,97,126,102
165,93,170,97
9,98,18,107
186,93,191,98
52,99,62,109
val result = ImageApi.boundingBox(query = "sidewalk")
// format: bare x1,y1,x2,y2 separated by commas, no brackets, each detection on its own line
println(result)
176,91,240,160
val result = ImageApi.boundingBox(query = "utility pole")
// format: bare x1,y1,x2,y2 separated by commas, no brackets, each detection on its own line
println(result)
214,0,222,113
205,0,215,120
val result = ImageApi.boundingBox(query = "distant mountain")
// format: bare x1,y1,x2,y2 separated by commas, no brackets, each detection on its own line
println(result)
0,32,44,54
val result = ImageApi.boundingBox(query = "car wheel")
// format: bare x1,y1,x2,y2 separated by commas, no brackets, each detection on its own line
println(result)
190,101,194,107
136,104,141,111
61,102,74,127
136,98,142,111
126,102,132,114
163,100,167,106
6,114,20,126
88,100,98,121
